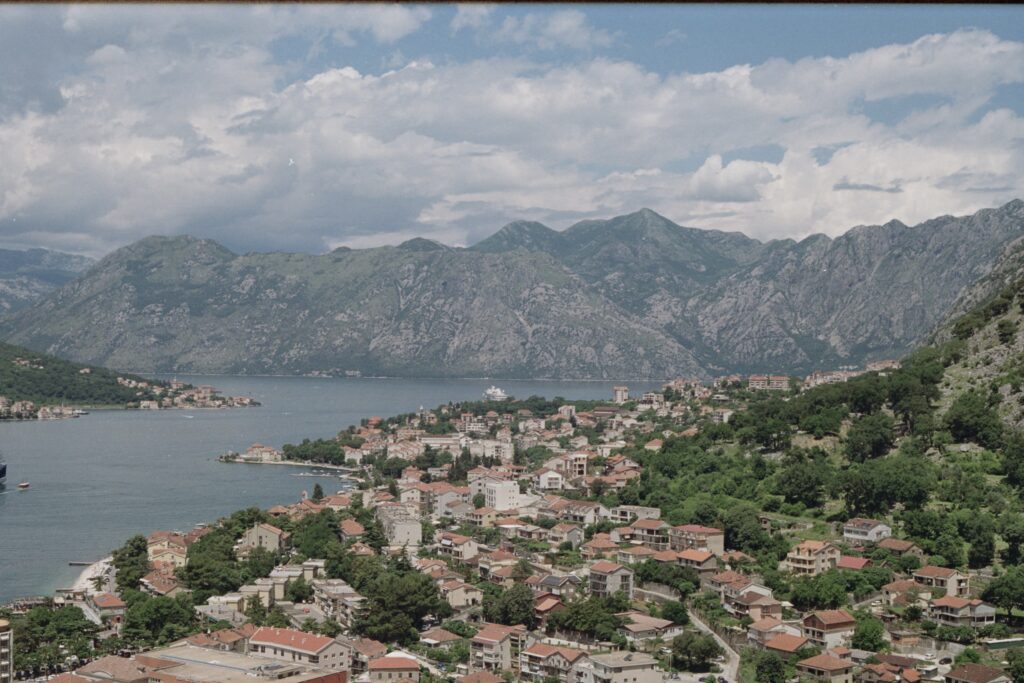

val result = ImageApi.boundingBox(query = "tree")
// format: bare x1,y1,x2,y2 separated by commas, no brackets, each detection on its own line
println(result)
1007,649,1024,683
945,390,1003,448
472,493,486,509
245,594,267,626
483,583,536,629
661,601,690,625
754,651,786,683
112,534,150,593
776,450,833,507
671,631,723,672
845,412,895,462
286,577,314,603
852,618,886,651
312,483,324,502
983,566,1024,613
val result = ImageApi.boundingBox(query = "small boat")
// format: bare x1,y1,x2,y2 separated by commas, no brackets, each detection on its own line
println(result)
483,385,509,401
17,481,30,490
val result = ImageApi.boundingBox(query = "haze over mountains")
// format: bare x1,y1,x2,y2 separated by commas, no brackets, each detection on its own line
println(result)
0,248,95,314
1,200,1023,379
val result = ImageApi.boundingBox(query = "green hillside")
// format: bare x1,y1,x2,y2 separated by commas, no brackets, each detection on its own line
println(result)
0,341,160,405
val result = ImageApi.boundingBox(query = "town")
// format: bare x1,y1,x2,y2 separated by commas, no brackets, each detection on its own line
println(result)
4,354,1024,683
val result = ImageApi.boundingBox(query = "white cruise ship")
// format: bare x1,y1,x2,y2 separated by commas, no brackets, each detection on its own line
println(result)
483,386,509,402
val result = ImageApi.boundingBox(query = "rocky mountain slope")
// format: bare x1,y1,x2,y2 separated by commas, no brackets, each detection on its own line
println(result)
0,248,95,314
2,201,1022,378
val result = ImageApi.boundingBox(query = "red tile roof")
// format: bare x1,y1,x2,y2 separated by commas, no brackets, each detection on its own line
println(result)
250,626,334,654
369,656,420,671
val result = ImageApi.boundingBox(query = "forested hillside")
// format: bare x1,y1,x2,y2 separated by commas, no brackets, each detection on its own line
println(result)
0,341,161,405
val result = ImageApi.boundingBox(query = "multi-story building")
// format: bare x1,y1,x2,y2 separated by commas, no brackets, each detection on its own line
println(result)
785,540,840,576
630,519,671,550
437,531,480,563
248,627,351,671
589,561,634,599
237,523,291,556
583,652,660,683
471,623,530,673
928,597,997,628
606,505,661,525
375,503,422,549
842,518,892,545
801,610,856,649
520,643,589,683
484,479,521,511
914,566,970,597
669,524,725,555
612,387,629,404
0,619,11,683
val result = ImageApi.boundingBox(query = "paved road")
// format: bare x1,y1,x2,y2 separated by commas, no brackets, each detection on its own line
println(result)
688,610,740,682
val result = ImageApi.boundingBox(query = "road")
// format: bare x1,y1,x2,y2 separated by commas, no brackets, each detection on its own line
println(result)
688,610,740,683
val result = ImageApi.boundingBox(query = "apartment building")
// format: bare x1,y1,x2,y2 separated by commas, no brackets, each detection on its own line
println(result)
796,654,854,683
669,524,725,555
802,610,856,649
583,652,661,683
928,597,997,628
248,627,351,671
785,540,840,576
914,566,970,597
842,518,892,545
471,623,531,673
589,561,634,599
520,643,589,683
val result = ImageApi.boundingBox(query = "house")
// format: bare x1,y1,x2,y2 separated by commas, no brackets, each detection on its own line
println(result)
85,593,126,627
796,654,855,683
437,532,480,563
928,597,997,628
462,673,505,683
630,519,671,550
677,549,718,577
616,611,683,644
589,561,634,599
584,652,661,683
581,534,619,560
535,593,566,624
248,627,351,671
802,610,856,649
520,643,589,683
440,580,484,610
339,519,365,542
786,540,841,576
535,469,566,491
837,556,871,571
368,656,420,683
617,545,658,566
535,574,583,600
467,507,500,528
748,617,801,647
945,665,1011,683
669,524,725,555
420,627,463,650
548,523,584,549
606,505,661,525
731,591,783,622
914,566,970,597
842,518,892,545
351,638,388,675
877,538,925,558
882,579,924,607
238,523,291,556
764,633,811,659
471,623,530,673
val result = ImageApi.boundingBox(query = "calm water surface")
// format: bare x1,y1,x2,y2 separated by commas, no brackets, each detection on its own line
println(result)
0,375,659,601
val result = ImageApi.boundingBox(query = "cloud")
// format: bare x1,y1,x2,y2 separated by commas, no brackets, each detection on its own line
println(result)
451,5,495,33
0,13,1022,256
493,10,614,51
656,29,687,48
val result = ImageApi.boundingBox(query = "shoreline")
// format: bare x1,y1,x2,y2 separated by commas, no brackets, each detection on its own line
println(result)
68,555,112,595
218,457,362,475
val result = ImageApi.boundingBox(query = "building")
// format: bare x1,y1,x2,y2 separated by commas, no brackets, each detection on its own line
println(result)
368,656,420,683
471,623,530,673
877,538,925,558
612,387,629,404
239,523,292,555
763,633,811,659
520,643,589,683
842,518,892,545
583,652,660,683
589,561,634,599
0,619,11,683
484,479,522,511
437,532,480,563
796,654,854,683
945,665,1011,683
376,504,422,549
802,610,856,649
630,518,671,550
786,540,841,576
616,611,683,644
669,524,725,555
914,566,970,597
607,505,661,525
928,597,997,629
748,617,801,647
249,627,351,671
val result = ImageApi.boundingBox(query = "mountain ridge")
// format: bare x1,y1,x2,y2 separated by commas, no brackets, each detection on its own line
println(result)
2,200,1022,378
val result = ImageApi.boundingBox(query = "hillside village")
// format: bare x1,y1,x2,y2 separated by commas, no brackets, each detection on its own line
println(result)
15,307,1024,683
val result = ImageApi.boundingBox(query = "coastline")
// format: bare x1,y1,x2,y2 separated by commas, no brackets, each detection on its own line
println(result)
218,457,362,476
68,555,112,595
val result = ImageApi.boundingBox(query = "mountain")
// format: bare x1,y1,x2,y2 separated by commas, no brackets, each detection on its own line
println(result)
1,201,1022,378
0,247,95,315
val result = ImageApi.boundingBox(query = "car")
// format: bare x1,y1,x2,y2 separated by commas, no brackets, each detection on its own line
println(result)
924,652,936,659
660,647,672,655
940,658,953,665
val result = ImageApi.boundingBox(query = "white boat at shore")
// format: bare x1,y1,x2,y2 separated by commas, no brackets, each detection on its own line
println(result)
483,385,509,401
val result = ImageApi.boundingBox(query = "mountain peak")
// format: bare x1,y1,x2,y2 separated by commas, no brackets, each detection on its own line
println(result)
470,220,562,254
396,237,448,252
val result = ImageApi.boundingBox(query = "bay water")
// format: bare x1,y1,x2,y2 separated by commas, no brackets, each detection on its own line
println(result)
0,375,659,601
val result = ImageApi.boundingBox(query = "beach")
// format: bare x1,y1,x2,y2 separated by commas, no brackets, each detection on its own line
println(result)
69,556,112,595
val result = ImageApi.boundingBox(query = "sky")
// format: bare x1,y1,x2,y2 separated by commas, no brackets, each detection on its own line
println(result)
1,4,1023,257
